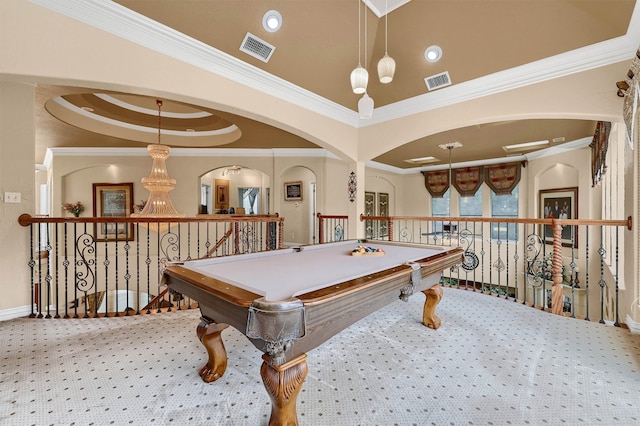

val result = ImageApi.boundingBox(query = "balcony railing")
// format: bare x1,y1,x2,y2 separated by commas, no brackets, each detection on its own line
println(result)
18,214,284,319
318,214,632,324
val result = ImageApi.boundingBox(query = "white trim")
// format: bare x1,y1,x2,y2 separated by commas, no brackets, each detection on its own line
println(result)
94,94,212,118
0,305,33,322
53,97,238,136
29,0,640,128
45,147,341,160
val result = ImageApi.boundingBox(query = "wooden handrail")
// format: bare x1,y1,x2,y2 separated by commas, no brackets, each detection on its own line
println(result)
18,213,282,226
359,214,632,230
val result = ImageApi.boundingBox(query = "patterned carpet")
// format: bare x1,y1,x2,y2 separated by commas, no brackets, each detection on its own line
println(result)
2,288,639,425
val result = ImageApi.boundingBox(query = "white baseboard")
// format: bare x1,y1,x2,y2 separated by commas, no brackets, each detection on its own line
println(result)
0,305,33,322
626,314,640,335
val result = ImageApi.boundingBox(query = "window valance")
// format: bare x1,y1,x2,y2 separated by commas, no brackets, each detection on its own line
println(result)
589,121,611,187
422,161,522,197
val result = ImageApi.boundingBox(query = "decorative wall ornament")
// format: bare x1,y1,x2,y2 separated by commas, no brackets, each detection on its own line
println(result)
589,121,611,187
348,171,357,202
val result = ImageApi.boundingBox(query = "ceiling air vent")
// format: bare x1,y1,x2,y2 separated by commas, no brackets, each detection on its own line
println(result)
240,32,276,63
424,71,452,91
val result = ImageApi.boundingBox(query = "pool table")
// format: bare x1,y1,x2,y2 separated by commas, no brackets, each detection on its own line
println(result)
163,239,463,425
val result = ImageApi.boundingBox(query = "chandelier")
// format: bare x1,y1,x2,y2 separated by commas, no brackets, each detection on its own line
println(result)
131,99,185,231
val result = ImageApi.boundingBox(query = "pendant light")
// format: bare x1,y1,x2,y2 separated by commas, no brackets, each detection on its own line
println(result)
377,0,396,83
358,1,374,119
350,0,368,94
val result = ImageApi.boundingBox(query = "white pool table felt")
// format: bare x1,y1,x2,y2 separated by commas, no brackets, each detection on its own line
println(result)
183,240,445,301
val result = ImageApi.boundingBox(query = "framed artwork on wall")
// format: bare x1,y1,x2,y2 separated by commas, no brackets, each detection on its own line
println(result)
539,187,578,247
284,181,303,201
92,182,134,241
215,179,229,211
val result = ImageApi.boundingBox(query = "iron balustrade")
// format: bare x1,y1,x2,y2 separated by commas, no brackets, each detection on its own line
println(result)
18,214,284,318
317,213,632,324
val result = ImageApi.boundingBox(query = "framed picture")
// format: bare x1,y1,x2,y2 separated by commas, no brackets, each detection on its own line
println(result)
539,187,578,247
92,183,134,241
215,179,229,210
284,181,302,201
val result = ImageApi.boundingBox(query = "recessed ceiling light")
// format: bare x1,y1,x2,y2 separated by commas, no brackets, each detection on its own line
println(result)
263,10,282,32
405,156,439,164
424,45,442,63
502,140,549,153
81,106,94,112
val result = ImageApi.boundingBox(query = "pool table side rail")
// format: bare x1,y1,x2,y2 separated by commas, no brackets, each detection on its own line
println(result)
296,246,464,304
163,265,261,307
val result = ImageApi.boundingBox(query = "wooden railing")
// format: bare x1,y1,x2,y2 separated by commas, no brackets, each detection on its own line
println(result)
317,213,632,323
18,214,284,318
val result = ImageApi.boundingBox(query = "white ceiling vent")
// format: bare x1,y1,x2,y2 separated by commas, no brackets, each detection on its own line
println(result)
240,33,275,63
424,71,452,91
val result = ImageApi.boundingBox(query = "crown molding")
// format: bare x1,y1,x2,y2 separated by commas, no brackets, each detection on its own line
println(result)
29,0,358,127
30,0,640,129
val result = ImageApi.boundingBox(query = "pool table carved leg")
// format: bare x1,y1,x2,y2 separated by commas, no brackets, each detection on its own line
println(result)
421,284,443,329
260,353,308,426
196,317,229,382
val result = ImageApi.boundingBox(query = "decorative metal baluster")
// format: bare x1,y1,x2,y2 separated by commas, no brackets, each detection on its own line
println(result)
145,227,151,314
505,223,510,299
585,226,590,321
37,224,43,318
136,224,141,315
103,227,110,317
614,228,620,327
480,223,486,293
27,224,36,317
185,222,191,261
75,222,97,319
124,228,132,316
513,223,519,303
114,223,119,315
598,226,606,324
53,223,60,318
568,226,577,318
63,223,70,318
44,222,52,319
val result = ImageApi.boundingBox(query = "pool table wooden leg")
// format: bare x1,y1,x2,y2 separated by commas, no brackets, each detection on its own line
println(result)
421,284,443,329
260,353,308,426
196,317,229,382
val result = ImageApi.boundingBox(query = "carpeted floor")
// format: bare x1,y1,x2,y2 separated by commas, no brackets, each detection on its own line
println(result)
2,288,639,425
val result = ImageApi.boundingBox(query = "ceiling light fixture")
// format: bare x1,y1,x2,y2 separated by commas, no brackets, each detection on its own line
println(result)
502,140,549,152
350,0,368,94
357,2,374,119
425,45,443,63
377,0,396,84
131,99,185,232
262,10,282,32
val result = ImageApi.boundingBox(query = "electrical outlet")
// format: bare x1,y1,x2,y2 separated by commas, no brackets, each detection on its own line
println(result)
4,192,21,203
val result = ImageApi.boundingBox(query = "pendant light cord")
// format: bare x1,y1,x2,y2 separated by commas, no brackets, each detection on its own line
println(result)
157,99,163,145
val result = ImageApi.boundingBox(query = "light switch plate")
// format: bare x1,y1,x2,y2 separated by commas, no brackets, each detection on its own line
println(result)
4,192,21,203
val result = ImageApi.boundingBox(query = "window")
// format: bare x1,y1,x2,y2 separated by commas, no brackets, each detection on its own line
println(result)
491,185,518,240
460,186,483,217
431,189,450,233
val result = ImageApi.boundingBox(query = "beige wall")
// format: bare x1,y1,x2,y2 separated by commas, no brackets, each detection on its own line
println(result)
0,82,35,317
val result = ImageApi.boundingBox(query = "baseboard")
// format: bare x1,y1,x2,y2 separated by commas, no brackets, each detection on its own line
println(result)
626,314,640,335
0,305,33,322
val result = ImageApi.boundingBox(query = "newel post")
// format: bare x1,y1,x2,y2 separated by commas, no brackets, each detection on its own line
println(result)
551,220,564,315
